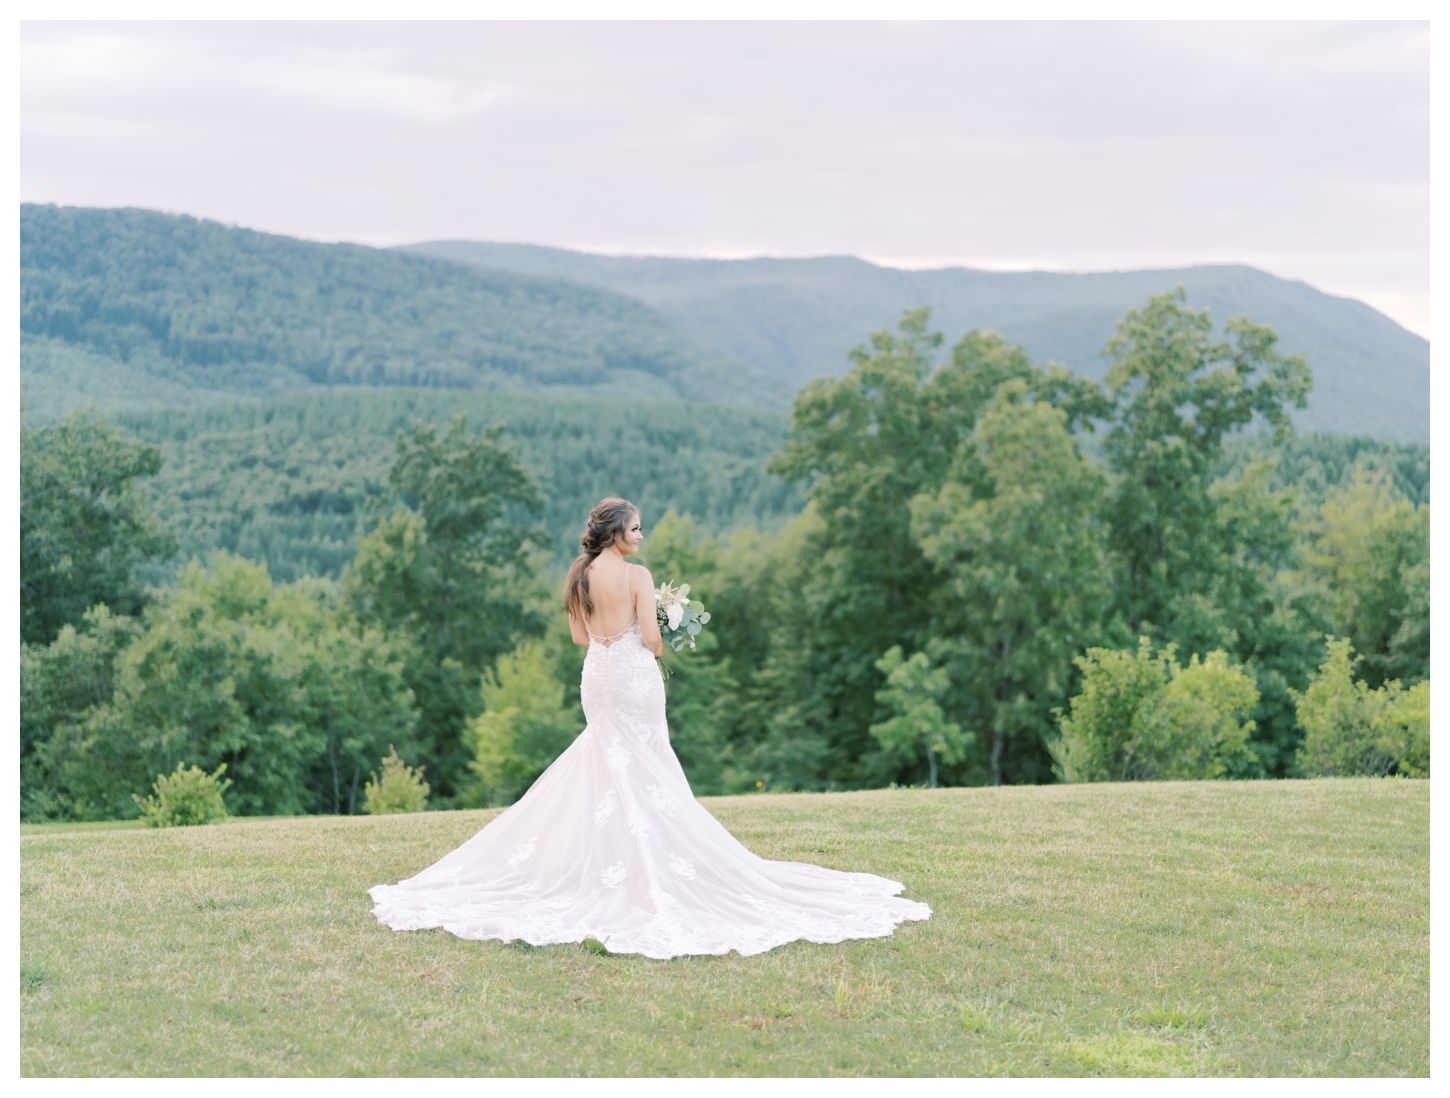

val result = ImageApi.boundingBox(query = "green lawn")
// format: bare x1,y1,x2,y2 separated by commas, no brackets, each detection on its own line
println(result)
19,779,1428,1077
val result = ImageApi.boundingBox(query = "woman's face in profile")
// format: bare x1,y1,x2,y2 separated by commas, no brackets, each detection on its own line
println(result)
617,513,643,556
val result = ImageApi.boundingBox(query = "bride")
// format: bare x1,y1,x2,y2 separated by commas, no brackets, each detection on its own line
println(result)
369,498,931,959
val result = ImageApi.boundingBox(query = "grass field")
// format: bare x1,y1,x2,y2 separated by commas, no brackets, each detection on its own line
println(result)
19,779,1428,1077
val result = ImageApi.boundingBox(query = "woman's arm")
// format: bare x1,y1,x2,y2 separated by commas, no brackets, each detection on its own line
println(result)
568,610,591,649
631,565,665,658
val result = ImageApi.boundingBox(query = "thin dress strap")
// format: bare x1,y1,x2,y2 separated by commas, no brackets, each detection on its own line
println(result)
585,563,639,644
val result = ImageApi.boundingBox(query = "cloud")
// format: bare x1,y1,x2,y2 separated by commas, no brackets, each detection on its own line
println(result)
19,19,1430,336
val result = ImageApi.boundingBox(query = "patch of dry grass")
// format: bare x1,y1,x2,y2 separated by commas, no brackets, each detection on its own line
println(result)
20,779,1427,1076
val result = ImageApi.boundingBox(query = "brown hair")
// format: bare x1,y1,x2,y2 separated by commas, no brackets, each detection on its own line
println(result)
563,498,640,619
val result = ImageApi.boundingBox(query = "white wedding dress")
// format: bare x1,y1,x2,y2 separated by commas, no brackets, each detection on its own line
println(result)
368,583,931,959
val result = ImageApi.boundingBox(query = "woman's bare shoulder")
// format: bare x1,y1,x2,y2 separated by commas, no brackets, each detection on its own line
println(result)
628,562,656,588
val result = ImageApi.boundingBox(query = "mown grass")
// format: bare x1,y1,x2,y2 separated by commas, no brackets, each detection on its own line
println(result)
20,779,1428,1077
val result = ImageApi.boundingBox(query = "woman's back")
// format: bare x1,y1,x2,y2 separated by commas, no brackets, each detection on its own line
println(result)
583,556,638,643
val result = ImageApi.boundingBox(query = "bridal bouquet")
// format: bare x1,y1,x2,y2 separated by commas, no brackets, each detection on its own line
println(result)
655,581,711,653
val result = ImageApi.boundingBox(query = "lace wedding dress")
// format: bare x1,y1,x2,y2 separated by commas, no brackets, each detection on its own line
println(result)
368,599,931,959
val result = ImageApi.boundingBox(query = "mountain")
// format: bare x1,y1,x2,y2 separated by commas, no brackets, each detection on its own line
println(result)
406,242,1430,442
19,205,791,422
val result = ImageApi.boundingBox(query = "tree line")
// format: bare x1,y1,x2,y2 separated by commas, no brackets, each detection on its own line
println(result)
20,291,1430,820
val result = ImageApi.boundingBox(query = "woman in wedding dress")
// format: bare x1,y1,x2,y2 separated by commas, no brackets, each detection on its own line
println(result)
368,498,931,959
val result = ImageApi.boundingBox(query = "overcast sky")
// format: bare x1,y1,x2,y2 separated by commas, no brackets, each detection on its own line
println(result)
20,20,1431,337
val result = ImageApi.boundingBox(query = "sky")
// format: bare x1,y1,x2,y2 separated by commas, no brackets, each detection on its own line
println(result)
19,20,1432,337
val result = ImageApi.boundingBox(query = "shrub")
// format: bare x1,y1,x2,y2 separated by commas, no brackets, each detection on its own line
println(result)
1296,637,1430,778
1053,638,1259,782
132,762,232,827
363,746,429,814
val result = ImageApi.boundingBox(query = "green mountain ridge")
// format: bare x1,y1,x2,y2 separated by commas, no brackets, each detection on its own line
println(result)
407,241,1430,442
20,204,791,422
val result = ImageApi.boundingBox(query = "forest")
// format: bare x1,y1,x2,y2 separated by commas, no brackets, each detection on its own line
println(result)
20,291,1430,821
113,389,808,584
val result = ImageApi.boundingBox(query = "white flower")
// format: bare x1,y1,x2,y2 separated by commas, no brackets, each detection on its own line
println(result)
666,603,685,630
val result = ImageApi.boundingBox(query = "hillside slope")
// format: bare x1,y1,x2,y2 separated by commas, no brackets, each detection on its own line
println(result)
19,205,791,421
408,242,1430,441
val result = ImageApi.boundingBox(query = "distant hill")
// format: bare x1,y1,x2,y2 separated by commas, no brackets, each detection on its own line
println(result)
407,242,1430,442
19,205,791,421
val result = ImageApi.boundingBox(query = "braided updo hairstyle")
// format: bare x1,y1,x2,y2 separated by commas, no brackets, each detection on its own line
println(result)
563,497,641,619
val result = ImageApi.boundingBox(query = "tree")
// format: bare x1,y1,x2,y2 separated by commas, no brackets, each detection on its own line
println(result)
20,407,175,645
21,604,142,821
1100,287,1312,642
870,647,972,788
1299,468,1428,689
911,382,1116,785
344,415,548,801
464,640,582,806
918,384,1117,779
268,577,424,816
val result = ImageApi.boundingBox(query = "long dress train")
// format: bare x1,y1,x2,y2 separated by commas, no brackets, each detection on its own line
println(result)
368,615,931,959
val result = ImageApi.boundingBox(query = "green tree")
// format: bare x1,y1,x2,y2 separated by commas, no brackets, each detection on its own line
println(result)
1300,469,1428,689
911,382,1115,784
344,415,548,801
1054,639,1260,783
1101,288,1312,642
20,407,175,645
870,647,972,788
464,640,583,806
268,578,423,816
21,604,143,821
